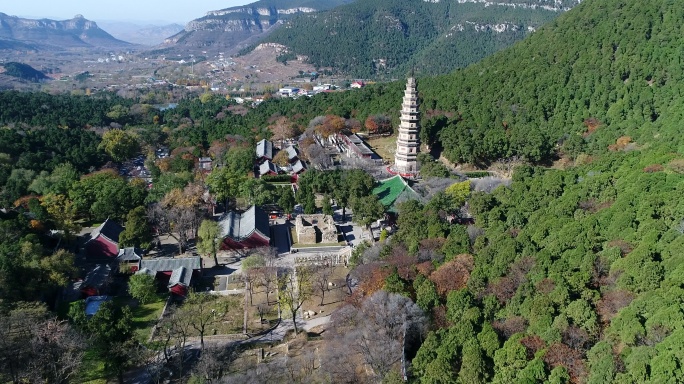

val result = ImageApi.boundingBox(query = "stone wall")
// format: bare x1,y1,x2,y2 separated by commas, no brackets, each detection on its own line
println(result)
294,214,337,244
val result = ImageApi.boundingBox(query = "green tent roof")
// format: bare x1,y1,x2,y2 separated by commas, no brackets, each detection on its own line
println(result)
372,175,421,213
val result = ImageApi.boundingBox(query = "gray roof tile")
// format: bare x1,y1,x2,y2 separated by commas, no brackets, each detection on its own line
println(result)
218,206,270,241
259,160,278,176
90,218,123,244
256,139,273,160
285,145,299,161
169,267,191,287
117,247,142,262
139,257,201,274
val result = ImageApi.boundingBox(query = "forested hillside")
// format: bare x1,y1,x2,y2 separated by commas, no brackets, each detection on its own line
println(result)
231,0,684,168
250,0,568,77
395,1,684,382
1,62,48,82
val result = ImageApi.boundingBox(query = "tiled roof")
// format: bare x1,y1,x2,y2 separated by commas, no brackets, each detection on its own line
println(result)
285,145,299,161
90,218,123,244
259,160,278,176
169,267,191,287
83,263,114,289
372,175,422,213
256,139,273,160
117,247,142,262
218,206,270,242
292,160,306,173
139,257,202,274
137,267,154,276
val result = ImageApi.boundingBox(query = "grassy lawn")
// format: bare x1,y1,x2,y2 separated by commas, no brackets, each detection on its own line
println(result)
74,348,107,384
69,295,167,383
127,295,167,342
366,134,397,162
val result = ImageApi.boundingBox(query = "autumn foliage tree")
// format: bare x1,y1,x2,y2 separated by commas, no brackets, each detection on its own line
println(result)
269,116,295,146
364,114,392,135
314,115,346,138
429,253,474,297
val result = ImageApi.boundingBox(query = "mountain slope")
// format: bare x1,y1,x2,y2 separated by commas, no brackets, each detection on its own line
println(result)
162,0,354,53
0,13,131,50
1,62,48,82
416,0,684,164
250,0,684,166
249,0,579,77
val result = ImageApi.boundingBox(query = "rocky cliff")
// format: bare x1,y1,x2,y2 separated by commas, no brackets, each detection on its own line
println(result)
0,13,131,50
162,0,353,53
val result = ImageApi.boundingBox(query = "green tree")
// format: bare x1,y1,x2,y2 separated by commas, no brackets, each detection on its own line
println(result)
352,194,385,233
99,129,140,162
119,206,152,249
206,167,247,208
587,341,615,384
28,163,79,195
224,146,255,174
240,178,276,206
492,334,528,384
384,271,409,296
197,220,221,267
278,187,296,214
40,193,81,241
128,273,157,304
77,301,139,384
459,338,487,383
1,168,35,206
242,254,265,270
106,104,130,122
322,194,334,216
446,289,474,324
70,171,146,221
303,191,316,214
40,249,78,290
415,277,440,311
445,180,471,207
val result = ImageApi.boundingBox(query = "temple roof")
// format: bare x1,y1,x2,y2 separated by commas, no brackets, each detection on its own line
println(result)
218,206,270,242
256,139,273,160
90,218,123,244
372,175,422,213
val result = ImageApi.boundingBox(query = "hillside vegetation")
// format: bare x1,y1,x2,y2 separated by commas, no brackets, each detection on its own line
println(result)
252,0,567,77
2,62,48,82
231,0,684,168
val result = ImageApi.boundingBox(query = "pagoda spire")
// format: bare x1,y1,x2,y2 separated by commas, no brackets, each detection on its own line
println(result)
393,77,420,175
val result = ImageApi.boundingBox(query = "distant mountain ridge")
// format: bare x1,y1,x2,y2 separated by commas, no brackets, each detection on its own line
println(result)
0,13,131,50
251,0,582,77
161,0,354,53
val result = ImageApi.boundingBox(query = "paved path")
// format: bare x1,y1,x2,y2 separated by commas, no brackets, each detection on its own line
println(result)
272,222,292,254
303,315,331,331
217,276,227,291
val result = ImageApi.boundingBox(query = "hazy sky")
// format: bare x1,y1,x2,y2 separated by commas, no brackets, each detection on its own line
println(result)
1,1,252,24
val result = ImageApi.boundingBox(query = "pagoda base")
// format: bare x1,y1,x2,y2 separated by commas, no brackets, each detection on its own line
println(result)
387,165,420,179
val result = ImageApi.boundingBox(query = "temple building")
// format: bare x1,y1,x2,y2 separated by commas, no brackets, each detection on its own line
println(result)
393,77,421,175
